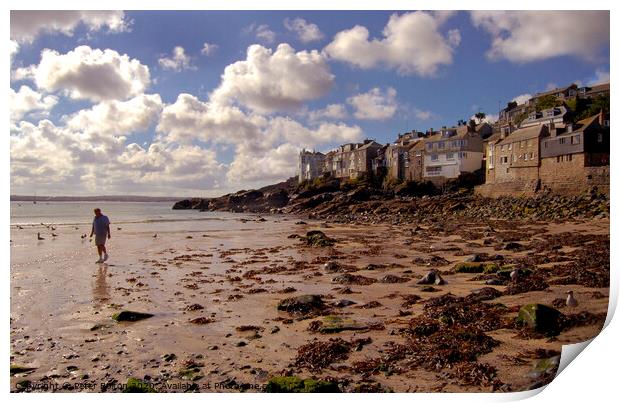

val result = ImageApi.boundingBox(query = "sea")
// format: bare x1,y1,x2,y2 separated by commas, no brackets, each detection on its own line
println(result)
10,201,206,227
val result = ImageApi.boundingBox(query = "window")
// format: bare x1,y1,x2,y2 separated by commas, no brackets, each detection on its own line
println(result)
572,135,580,145
520,141,525,148
459,152,468,159
438,141,445,149
557,156,561,163
530,152,534,160
508,143,512,150
431,154,438,161
559,138,566,145
567,154,573,162
500,156,508,164
527,139,533,147
427,143,433,151
447,152,455,160
544,141,548,148
524,154,528,161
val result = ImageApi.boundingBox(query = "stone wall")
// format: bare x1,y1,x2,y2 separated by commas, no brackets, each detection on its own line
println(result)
477,152,609,197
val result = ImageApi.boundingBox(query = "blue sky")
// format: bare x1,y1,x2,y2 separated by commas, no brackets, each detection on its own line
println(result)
9,10,610,196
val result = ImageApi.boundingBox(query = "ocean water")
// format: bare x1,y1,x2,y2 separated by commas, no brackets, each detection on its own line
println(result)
10,201,211,226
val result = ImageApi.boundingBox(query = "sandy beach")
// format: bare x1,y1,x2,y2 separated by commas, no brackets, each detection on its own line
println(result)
9,203,609,393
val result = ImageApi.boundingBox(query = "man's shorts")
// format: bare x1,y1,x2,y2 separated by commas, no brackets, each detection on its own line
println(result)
95,234,107,246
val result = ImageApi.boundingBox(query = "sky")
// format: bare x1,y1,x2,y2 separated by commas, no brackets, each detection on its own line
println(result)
9,10,610,197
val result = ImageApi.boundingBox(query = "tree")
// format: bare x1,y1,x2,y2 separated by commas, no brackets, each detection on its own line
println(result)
457,119,467,126
535,94,559,111
474,111,486,123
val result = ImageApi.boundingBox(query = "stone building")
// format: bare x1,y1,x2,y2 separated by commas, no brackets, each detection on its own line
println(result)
384,132,424,181
324,140,383,180
485,124,549,194
297,150,325,184
405,140,425,182
539,113,610,194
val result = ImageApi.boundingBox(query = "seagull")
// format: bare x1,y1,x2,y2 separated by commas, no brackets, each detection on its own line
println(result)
37,232,45,240
153,234,158,238
17,225,23,230
81,234,87,239
51,226,56,231
566,291,578,307
117,227,122,230
51,233,58,237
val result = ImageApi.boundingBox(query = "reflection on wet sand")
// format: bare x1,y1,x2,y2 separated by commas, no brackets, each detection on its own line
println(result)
93,264,110,307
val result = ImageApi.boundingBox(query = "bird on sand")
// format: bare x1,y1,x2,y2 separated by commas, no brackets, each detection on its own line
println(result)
566,291,579,307
153,234,158,238
51,226,56,231
51,233,58,237
117,227,122,230
17,225,23,230
37,232,45,240
81,234,87,239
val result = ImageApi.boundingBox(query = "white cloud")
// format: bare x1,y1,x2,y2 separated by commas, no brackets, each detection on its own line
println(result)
10,40,19,65
587,69,610,86
22,45,150,102
512,93,532,105
211,43,334,114
324,11,459,76
307,103,348,122
64,94,163,136
9,85,58,121
470,11,610,63
470,113,498,124
158,46,196,71
413,108,433,121
201,42,219,56
244,23,276,44
347,87,398,120
284,17,324,43
10,11,129,43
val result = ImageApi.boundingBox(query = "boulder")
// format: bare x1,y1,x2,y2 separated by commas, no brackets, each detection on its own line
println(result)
277,295,325,314
112,311,154,322
304,230,335,247
172,199,192,210
517,304,562,335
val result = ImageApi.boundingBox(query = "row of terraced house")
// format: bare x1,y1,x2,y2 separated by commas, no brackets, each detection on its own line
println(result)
297,82,610,196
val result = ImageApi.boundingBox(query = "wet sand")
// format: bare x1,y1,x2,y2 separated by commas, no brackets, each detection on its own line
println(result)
10,214,609,392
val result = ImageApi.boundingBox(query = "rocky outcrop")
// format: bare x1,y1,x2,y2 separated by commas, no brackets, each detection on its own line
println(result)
171,176,609,223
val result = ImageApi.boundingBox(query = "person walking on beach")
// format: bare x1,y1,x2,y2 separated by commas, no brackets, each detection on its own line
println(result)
90,208,111,263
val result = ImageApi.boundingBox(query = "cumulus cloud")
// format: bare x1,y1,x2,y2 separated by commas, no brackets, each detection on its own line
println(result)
307,103,348,122
10,40,19,64
587,69,610,86
64,94,163,136
347,87,398,120
284,17,324,43
158,46,196,71
10,85,58,121
324,11,459,76
470,11,610,63
201,42,219,56
211,43,334,114
10,10,129,43
20,45,150,102
511,93,532,105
